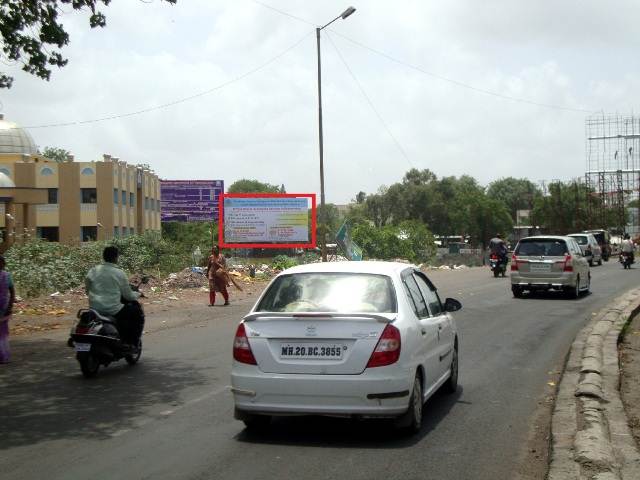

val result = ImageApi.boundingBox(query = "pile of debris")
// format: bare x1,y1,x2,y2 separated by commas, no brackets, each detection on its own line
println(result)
161,268,208,289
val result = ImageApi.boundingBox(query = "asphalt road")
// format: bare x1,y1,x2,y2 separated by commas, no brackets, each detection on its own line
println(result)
2,260,640,480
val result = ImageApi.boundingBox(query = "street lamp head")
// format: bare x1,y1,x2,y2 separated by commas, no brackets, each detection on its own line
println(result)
341,6,356,19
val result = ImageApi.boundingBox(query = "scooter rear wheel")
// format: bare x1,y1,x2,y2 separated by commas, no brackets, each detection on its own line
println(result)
125,340,142,365
79,353,100,378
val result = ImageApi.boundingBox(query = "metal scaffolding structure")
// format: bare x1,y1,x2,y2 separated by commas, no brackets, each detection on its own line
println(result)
585,114,640,234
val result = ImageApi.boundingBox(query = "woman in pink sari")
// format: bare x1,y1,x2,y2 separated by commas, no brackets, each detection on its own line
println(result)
0,255,15,364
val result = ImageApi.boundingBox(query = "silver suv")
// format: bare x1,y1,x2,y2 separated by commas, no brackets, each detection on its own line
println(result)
510,235,591,298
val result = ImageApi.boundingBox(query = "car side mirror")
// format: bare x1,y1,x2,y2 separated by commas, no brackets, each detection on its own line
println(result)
444,298,462,312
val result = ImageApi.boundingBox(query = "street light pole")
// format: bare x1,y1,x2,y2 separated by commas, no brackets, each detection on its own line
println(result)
316,6,356,262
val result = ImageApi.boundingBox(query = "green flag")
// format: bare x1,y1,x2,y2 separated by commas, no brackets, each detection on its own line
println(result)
336,221,363,261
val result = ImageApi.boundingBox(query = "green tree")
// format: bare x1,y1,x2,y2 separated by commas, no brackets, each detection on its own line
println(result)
486,177,541,221
42,146,70,163
0,0,177,88
227,179,282,193
531,180,602,233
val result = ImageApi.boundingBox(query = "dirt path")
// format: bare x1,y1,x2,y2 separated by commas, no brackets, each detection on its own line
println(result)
620,312,640,449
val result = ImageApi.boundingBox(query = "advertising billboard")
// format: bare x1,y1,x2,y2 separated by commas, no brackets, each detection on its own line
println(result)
219,193,316,248
160,180,223,222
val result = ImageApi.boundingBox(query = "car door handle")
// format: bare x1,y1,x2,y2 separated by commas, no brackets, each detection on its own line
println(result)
421,328,427,335
438,324,443,330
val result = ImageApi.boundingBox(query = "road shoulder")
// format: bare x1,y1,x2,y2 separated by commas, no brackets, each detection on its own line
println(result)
548,289,640,480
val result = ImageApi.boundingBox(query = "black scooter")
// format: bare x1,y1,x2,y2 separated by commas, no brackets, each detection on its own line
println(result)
620,251,634,270
489,253,508,277
68,280,146,378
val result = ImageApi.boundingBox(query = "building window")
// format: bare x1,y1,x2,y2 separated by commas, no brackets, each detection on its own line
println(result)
0,168,10,176
37,227,59,242
81,226,98,242
144,197,149,210
130,227,135,236
113,188,119,204
40,167,54,176
81,188,97,204
48,188,58,204
130,192,135,207
113,226,119,238
122,190,126,205
81,167,95,176
156,199,161,212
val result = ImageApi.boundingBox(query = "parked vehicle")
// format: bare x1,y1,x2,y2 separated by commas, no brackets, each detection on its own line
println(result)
567,233,602,266
620,251,634,269
68,280,146,378
583,229,611,261
489,253,508,277
510,236,590,298
231,261,462,433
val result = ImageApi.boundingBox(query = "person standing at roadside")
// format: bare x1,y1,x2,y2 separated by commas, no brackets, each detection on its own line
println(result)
206,245,230,306
0,255,16,364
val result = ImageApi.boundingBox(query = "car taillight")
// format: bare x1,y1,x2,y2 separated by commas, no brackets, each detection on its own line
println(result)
511,254,518,271
563,254,573,272
366,324,401,368
233,323,257,365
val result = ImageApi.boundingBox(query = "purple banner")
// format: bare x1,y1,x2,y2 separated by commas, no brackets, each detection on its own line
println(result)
160,180,224,222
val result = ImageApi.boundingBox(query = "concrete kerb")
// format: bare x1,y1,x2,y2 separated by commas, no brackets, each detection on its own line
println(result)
548,289,640,480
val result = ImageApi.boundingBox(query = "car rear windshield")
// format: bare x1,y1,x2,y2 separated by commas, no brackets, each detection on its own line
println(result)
256,273,397,313
516,239,568,256
570,235,588,245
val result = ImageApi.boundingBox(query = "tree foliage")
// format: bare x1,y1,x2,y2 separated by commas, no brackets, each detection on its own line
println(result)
42,146,70,162
0,0,177,88
486,177,541,221
227,179,283,193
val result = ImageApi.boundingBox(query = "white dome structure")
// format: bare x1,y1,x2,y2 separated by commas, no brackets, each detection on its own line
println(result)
0,172,15,188
0,114,37,155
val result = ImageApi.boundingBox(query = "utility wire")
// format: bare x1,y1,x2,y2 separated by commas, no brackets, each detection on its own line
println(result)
326,32,414,168
251,0,597,114
20,30,313,129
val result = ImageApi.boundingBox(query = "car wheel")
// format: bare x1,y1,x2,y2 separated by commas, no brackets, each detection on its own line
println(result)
444,346,458,394
588,260,593,267
395,373,423,433
598,258,602,266
241,413,271,431
512,286,523,298
565,276,580,299
584,274,590,294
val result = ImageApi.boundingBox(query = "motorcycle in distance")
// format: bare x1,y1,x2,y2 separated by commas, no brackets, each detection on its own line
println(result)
68,277,148,378
489,253,508,277
620,251,634,270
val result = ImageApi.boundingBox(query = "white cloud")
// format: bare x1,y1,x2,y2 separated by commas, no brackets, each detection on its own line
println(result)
2,0,639,203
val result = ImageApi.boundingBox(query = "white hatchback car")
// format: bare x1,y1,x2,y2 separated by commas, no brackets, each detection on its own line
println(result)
231,261,461,433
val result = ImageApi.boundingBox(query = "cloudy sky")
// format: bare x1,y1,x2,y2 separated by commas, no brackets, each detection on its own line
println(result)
2,0,638,203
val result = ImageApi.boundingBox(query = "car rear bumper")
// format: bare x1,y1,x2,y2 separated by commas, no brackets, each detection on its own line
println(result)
231,362,412,417
510,272,577,289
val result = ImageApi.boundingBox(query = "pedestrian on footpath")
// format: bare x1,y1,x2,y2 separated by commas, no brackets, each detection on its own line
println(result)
206,245,230,306
0,255,16,364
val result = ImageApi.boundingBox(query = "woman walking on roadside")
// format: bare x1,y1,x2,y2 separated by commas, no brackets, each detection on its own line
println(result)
0,255,16,363
206,245,230,306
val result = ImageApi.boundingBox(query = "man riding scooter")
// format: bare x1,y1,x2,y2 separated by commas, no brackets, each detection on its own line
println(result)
85,246,144,351
620,233,635,268
488,233,509,276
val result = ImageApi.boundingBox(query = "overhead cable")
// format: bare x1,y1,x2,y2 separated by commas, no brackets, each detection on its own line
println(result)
326,32,414,168
20,30,313,129
251,0,597,114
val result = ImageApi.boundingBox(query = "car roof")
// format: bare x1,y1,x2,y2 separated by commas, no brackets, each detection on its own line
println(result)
277,260,415,276
519,235,572,242
567,233,591,237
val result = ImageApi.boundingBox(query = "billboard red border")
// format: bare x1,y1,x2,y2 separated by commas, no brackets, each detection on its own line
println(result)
218,193,317,249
